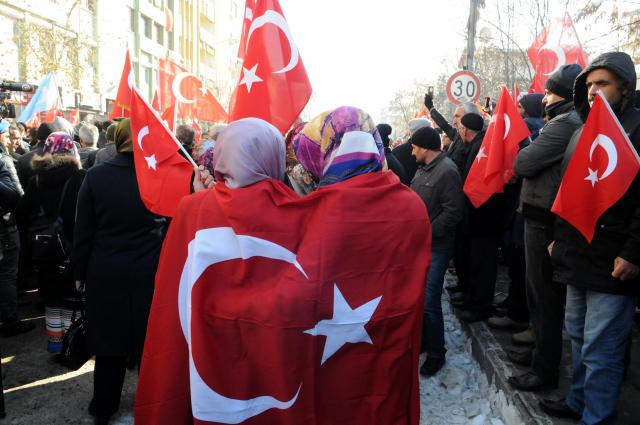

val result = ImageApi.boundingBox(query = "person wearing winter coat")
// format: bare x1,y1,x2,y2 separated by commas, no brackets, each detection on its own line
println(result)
409,126,463,377
517,93,545,139
508,64,583,392
377,123,410,185
0,120,35,337
73,119,168,424
540,52,640,425
15,132,86,352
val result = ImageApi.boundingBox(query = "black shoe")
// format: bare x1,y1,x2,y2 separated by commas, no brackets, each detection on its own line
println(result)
508,371,558,391
89,401,112,425
1,320,36,337
539,398,581,420
419,357,445,377
458,310,490,323
506,349,533,367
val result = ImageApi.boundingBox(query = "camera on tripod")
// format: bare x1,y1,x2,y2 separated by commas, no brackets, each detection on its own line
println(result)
0,81,35,119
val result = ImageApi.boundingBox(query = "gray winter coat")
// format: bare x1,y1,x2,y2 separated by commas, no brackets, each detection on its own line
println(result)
514,102,582,223
551,52,640,296
410,152,463,251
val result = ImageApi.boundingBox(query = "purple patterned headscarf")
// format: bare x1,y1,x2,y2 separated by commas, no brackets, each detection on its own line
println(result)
43,131,79,159
293,106,385,186
194,140,216,175
212,118,285,189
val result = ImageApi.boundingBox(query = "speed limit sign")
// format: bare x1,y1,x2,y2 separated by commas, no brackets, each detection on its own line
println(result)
446,70,481,105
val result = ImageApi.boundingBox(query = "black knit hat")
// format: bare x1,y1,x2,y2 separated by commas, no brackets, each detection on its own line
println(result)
545,64,582,100
409,126,441,150
376,123,392,147
37,123,54,141
460,113,484,132
518,93,544,118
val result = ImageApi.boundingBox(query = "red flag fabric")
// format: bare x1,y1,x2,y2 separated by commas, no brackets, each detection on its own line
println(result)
228,0,312,134
109,50,133,120
528,13,588,93
160,102,176,132
129,89,194,217
158,58,228,123
551,93,640,242
135,172,431,425
237,0,256,59
69,108,80,125
464,86,531,208
151,90,161,112
513,82,520,107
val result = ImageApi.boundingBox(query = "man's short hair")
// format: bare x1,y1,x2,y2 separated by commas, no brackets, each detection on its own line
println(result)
459,101,481,116
79,124,99,147
176,124,195,147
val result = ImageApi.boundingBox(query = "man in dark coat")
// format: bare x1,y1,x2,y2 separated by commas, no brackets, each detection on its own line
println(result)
424,93,481,173
452,113,505,322
0,120,35,337
508,64,583,392
17,123,54,187
540,52,640,424
409,126,463,376
376,123,410,185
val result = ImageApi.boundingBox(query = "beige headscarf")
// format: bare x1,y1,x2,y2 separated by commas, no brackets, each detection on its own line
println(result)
114,119,133,153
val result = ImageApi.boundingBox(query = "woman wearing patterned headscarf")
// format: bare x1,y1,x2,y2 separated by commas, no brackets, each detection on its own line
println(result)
73,119,168,424
293,106,386,187
15,132,86,353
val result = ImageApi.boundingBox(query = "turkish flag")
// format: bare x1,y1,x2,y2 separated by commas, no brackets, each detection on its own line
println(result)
135,172,431,425
464,86,531,208
528,13,588,93
237,0,256,59
109,50,133,120
228,0,312,134
513,82,520,107
69,108,80,125
551,93,640,242
151,90,161,112
129,88,194,217
158,58,228,123
161,103,176,132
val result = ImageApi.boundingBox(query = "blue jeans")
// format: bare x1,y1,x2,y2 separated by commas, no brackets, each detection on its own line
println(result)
424,249,453,360
565,284,635,425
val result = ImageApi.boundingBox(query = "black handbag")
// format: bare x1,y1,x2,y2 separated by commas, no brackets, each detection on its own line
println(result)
56,291,91,370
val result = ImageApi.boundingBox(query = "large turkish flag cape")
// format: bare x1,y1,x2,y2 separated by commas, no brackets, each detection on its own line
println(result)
135,172,431,425
528,13,588,93
228,0,312,133
129,89,194,217
158,58,228,123
464,86,530,208
551,93,640,242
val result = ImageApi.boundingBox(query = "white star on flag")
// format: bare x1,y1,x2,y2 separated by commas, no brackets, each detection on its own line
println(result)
239,64,263,93
476,146,487,163
585,167,599,187
304,284,382,365
145,154,157,170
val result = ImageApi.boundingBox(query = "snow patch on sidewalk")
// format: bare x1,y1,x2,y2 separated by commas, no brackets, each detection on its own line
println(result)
419,288,517,425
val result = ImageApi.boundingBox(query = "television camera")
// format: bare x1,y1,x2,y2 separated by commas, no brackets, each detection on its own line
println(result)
0,81,35,119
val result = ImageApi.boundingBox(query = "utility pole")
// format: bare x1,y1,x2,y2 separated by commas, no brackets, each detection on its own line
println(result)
466,0,478,71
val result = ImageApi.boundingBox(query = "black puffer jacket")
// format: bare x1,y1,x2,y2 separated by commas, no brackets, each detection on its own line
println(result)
551,52,640,296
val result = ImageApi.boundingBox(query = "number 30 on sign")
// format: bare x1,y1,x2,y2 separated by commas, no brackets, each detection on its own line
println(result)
446,70,481,105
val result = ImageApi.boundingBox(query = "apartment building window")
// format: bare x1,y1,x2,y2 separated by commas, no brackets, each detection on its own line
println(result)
230,1,238,18
168,31,174,50
149,0,163,8
129,7,136,32
155,23,164,45
143,16,152,39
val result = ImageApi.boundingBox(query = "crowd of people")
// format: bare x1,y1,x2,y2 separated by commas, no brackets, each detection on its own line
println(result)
0,50,637,425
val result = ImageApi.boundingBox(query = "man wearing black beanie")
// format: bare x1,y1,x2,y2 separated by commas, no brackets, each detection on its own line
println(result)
409,126,463,376
509,63,583,392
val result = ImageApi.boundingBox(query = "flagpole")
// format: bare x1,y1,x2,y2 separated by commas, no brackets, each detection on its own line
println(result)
132,86,198,168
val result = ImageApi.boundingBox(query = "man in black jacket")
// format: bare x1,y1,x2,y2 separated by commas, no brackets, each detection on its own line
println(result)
409,126,463,376
452,113,505,322
17,123,54,187
508,64,583,391
540,52,640,424
424,94,481,173
0,120,35,337
377,123,410,185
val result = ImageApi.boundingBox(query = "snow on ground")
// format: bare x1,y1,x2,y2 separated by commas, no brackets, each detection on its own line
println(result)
419,288,510,425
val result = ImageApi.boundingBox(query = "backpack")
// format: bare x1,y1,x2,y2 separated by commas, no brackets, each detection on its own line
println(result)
28,176,71,266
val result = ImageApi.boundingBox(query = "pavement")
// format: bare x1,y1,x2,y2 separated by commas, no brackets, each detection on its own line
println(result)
447,266,640,425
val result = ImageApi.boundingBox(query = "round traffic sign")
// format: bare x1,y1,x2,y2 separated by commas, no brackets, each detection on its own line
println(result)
446,70,481,105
